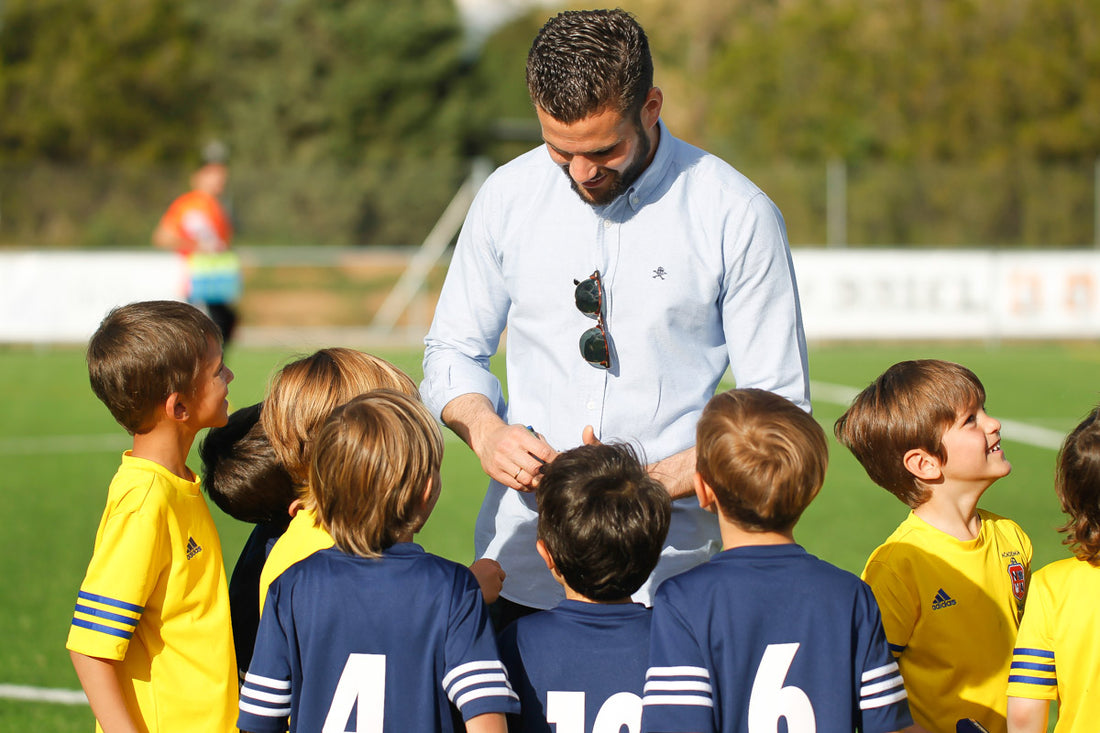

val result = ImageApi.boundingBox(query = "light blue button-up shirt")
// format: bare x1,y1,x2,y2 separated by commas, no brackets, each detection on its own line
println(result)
422,121,810,608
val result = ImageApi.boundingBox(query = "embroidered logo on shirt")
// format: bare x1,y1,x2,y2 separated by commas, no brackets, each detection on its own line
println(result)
652,267,668,280
186,536,202,560
1008,560,1026,601
931,588,957,610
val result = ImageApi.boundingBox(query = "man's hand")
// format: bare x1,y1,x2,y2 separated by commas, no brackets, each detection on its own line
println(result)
477,422,557,491
442,394,557,492
648,446,697,500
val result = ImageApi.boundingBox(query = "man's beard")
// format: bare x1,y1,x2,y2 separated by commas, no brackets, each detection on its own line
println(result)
565,121,652,207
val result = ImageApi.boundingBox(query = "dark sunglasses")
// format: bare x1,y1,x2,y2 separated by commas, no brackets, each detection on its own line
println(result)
574,270,610,369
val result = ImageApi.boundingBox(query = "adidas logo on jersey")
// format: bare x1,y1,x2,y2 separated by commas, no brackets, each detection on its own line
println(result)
931,588,957,610
186,536,202,560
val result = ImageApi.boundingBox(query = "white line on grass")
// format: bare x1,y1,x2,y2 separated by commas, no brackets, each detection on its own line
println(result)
0,683,87,705
811,381,1066,451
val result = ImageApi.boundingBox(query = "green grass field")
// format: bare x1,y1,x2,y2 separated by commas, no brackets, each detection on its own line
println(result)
2,340,1094,730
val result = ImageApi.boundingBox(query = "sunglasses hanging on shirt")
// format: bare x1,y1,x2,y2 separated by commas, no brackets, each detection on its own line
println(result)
574,270,611,369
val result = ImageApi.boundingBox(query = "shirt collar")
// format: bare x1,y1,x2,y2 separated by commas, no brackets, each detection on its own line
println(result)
614,118,673,216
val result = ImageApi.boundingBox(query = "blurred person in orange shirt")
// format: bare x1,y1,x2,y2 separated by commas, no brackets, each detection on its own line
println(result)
154,142,241,344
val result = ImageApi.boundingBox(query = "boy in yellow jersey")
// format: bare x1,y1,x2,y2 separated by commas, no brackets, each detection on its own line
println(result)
1007,406,1100,732
836,360,1032,733
256,348,506,612
67,300,238,732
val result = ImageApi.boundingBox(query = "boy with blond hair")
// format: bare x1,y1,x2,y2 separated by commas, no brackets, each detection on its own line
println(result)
836,359,1032,732
238,390,519,733
256,348,505,610
67,300,238,731
257,347,420,609
498,442,671,732
642,388,911,733
1007,406,1100,732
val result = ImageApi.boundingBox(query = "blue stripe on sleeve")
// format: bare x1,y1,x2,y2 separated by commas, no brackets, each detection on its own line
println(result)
73,603,139,628
1010,661,1055,674
1008,674,1057,686
1012,647,1054,659
71,616,134,640
77,591,144,614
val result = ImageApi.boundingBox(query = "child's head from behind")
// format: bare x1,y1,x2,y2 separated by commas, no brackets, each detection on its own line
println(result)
536,442,671,602
261,348,418,489
87,300,224,435
834,359,986,508
1056,405,1100,564
310,389,444,558
199,402,297,525
696,388,827,533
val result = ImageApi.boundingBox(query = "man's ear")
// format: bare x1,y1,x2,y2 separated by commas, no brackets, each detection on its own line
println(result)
641,86,663,129
693,472,718,513
903,448,942,482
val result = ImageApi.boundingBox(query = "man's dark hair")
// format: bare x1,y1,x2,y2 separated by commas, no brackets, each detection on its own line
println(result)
526,8,653,123
200,402,296,525
537,442,670,601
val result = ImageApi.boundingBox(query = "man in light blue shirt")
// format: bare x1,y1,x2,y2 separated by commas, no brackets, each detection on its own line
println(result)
422,8,809,625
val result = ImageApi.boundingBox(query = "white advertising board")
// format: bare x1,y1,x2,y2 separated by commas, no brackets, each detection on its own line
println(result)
791,250,1100,340
0,251,188,343
3,249,1100,343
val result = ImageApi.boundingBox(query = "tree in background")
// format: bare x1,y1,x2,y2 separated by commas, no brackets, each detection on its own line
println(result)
2,0,1099,247
193,0,487,245
0,0,205,164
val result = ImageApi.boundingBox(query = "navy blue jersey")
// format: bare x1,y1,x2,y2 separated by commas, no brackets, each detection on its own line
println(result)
237,544,519,732
498,600,651,732
228,518,289,677
641,545,912,733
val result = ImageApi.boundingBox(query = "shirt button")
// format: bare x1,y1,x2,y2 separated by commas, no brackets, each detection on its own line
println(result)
586,400,597,410
630,195,639,205
603,219,612,229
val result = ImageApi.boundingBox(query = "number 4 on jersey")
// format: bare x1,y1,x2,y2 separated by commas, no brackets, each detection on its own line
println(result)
323,653,386,733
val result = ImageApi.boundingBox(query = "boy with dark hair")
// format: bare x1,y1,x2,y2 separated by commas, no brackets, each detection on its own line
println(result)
199,401,297,678
836,359,1032,732
1007,406,1100,732
238,390,518,732
67,300,238,731
642,388,911,733
498,442,671,732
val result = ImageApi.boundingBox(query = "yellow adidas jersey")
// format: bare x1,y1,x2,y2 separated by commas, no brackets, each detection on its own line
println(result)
862,509,1031,733
66,452,237,732
257,506,333,614
1007,556,1100,732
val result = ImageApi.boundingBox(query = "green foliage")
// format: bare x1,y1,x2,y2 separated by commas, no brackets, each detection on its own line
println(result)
192,0,488,245
1,0,1099,247
682,0,1100,166
0,0,204,164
